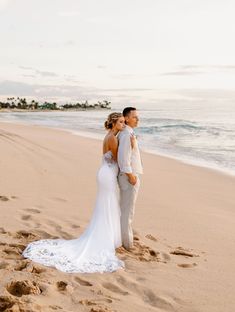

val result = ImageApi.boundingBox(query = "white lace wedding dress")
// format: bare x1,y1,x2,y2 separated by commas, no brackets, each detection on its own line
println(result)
22,151,124,273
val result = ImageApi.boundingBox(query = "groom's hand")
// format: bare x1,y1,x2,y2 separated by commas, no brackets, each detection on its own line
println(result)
126,173,137,185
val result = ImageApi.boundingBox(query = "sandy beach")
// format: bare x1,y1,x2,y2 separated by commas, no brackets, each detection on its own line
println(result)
0,121,235,312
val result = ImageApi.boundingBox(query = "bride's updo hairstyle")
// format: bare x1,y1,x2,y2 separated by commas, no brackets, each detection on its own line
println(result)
104,112,123,130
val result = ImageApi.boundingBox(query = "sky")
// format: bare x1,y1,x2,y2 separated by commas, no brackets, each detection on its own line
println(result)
0,0,235,108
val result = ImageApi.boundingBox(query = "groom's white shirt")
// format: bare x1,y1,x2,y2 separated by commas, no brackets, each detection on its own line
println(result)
118,125,143,175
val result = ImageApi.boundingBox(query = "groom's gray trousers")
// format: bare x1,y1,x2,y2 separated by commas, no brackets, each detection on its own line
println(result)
118,172,140,250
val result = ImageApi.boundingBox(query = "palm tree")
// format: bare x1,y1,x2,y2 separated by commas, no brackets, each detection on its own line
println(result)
52,102,57,110
103,100,111,109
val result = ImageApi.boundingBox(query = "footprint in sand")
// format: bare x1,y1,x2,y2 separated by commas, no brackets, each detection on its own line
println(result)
0,243,26,261
115,275,178,310
49,305,63,310
0,261,9,269
80,298,112,305
90,308,114,312
52,197,68,203
0,295,41,312
70,224,80,229
46,221,74,240
1,246,24,260
161,252,171,262
89,289,120,302
102,282,129,296
0,195,9,201
9,243,26,251
141,288,175,310
79,299,97,306
14,260,29,271
169,247,199,268
6,280,41,297
14,260,46,274
21,214,32,221
32,229,58,239
79,299,114,312
13,230,39,241
74,276,93,287
29,265,46,274
24,208,41,214
177,263,197,268
0,227,7,234
56,281,68,291
170,247,199,258
0,296,17,311
145,234,158,242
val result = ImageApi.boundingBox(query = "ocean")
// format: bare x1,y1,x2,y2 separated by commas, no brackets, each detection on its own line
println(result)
0,102,235,176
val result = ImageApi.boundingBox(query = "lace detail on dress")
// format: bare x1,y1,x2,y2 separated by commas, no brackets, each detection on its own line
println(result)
102,150,116,166
22,239,124,273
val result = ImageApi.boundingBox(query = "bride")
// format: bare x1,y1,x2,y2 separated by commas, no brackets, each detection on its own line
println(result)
22,112,126,273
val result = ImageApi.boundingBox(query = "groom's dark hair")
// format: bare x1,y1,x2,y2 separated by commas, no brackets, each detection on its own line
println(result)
123,107,136,117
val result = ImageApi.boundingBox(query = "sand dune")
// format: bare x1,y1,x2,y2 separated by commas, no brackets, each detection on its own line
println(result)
1,122,235,312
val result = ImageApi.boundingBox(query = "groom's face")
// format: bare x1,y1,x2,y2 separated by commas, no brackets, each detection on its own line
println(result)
125,110,139,128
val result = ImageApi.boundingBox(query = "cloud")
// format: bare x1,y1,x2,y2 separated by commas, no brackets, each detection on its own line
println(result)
103,88,152,92
0,0,9,11
161,70,203,76
20,66,33,70
85,16,111,24
57,11,80,17
183,65,235,71
23,74,37,78
0,80,39,95
63,75,82,84
97,65,107,70
110,74,137,79
159,88,235,103
161,65,235,76
19,66,59,78
35,70,58,77
173,88,235,101
0,80,101,100
64,40,76,46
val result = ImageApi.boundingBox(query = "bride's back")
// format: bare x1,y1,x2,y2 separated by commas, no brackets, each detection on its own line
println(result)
102,132,118,161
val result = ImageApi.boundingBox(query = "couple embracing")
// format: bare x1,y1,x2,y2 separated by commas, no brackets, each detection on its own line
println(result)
22,107,143,273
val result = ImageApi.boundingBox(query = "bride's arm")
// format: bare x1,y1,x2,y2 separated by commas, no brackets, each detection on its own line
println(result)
108,135,118,161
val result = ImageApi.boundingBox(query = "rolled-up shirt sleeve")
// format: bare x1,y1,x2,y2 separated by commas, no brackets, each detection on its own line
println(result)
118,133,132,173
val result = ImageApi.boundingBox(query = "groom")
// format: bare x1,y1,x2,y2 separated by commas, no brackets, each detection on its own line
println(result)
118,107,143,251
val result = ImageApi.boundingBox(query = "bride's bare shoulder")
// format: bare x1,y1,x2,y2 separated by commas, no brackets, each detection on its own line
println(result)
103,133,117,152
106,133,118,144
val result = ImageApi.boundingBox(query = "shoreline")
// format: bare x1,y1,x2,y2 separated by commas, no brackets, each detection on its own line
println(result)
0,108,110,113
1,119,234,179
